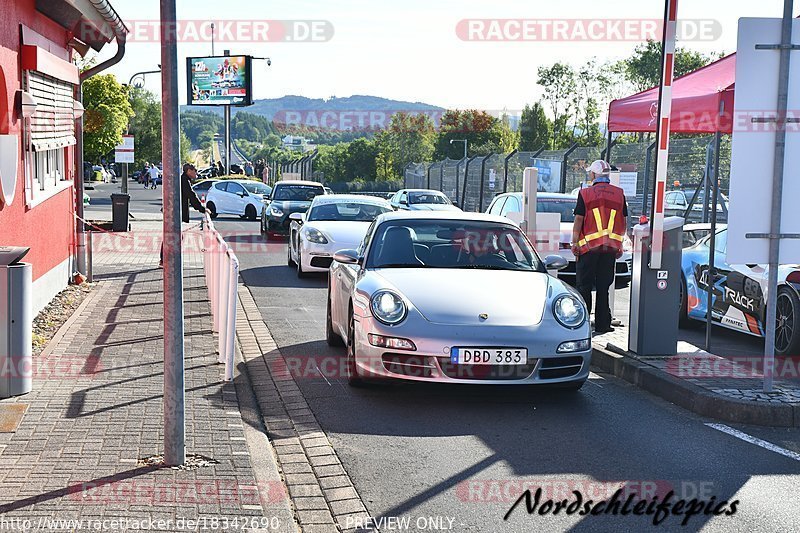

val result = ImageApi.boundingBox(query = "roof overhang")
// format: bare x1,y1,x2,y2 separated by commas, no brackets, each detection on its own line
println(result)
36,0,128,53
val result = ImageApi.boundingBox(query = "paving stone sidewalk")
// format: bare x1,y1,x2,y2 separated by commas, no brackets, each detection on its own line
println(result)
0,222,297,532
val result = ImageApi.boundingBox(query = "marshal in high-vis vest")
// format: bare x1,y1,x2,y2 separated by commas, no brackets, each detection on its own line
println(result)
571,160,628,334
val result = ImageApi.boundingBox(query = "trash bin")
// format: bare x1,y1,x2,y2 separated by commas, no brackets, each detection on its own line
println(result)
0,246,32,399
111,193,130,232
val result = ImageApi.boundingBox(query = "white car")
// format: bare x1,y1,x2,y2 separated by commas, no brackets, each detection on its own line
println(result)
204,179,272,220
389,189,461,211
288,195,393,278
486,192,633,287
191,179,218,204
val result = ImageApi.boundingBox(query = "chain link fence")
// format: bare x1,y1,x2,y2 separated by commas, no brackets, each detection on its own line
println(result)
404,136,732,223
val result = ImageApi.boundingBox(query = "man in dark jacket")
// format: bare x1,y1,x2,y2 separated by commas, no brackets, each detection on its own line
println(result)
160,163,206,266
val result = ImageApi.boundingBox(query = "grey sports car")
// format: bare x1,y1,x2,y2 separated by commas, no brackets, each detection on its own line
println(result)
326,211,592,388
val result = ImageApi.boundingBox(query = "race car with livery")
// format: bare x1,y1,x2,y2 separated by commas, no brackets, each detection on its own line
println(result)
680,225,800,355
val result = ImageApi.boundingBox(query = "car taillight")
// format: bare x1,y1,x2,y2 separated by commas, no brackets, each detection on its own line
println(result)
787,271,800,284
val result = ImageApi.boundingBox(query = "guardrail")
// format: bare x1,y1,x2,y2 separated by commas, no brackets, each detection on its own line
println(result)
202,213,239,381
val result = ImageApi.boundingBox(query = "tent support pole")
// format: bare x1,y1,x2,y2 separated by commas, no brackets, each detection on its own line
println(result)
705,117,722,353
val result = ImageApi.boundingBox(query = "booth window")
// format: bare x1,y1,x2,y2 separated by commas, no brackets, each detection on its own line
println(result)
23,71,75,207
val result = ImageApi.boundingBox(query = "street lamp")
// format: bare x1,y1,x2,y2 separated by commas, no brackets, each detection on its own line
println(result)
450,139,468,160
129,66,162,88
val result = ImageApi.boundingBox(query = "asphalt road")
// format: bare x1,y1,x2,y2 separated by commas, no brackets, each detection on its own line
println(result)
99,186,798,531
210,214,800,533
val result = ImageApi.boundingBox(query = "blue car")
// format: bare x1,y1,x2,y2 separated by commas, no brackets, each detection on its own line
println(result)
680,224,800,355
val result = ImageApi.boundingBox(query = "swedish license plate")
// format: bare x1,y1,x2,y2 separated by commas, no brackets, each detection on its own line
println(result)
450,348,528,365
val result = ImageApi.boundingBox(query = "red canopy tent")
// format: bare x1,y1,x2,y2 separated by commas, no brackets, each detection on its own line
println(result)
607,53,736,134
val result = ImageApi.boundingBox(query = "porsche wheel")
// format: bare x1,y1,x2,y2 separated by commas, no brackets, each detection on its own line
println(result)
775,287,800,356
287,236,295,266
326,286,344,347
346,311,365,387
296,248,308,279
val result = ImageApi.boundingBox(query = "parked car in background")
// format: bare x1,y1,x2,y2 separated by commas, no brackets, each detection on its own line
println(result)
680,225,800,356
486,192,633,287
288,194,393,277
261,180,327,238
389,189,461,211
204,179,271,220
191,179,218,204
326,211,589,388
665,189,730,217
197,166,216,179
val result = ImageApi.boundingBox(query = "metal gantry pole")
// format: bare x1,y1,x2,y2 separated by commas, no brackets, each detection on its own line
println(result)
160,0,186,466
649,0,679,269
763,0,795,393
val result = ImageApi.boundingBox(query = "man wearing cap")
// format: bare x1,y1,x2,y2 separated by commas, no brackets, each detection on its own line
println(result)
159,163,206,267
571,160,628,333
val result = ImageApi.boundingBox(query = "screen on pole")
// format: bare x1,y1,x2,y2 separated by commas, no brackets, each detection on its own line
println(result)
186,56,253,106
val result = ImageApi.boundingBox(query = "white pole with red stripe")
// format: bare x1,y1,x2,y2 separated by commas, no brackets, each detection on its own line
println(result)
649,0,679,269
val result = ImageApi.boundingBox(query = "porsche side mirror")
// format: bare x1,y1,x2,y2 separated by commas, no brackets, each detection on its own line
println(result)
333,249,360,265
544,255,569,271
289,212,304,223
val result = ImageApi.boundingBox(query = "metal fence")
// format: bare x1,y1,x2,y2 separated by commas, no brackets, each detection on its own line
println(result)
403,136,732,222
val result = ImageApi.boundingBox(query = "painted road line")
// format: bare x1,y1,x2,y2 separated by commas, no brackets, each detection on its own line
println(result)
705,423,800,462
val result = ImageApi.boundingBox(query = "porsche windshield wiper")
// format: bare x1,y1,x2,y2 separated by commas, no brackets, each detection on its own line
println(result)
453,264,529,271
375,263,427,268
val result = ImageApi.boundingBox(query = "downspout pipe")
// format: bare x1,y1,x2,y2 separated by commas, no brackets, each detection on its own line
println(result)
75,0,128,277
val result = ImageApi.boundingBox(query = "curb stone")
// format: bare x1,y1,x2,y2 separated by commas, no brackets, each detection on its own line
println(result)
591,346,800,427
235,284,377,533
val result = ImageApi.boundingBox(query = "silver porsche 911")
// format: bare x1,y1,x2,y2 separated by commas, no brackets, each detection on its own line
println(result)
326,211,592,389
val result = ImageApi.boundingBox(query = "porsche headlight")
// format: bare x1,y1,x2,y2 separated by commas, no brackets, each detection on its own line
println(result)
370,291,407,325
553,295,586,329
269,206,283,217
304,227,329,245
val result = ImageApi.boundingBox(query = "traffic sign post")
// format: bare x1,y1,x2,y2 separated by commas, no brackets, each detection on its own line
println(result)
115,135,135,194
727,6,798,392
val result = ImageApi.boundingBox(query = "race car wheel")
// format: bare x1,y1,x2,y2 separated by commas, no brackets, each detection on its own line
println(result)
775,287,800,356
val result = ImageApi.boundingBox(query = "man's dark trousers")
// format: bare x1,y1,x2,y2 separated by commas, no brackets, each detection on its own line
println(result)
576,251,617,330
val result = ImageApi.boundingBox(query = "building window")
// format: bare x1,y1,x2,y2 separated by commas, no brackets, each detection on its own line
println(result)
22,70,76,207
33,148,66,191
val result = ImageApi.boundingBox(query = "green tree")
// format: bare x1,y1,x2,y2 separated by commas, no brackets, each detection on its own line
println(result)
344,138,379,180
519,103,552,151
82,74,133,162
433,110,503,160
624,40,721,91
536,63,576,149
127,87,162,167
378,112,435,176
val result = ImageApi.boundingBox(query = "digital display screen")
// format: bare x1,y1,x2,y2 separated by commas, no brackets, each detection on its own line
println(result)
186,55,253,106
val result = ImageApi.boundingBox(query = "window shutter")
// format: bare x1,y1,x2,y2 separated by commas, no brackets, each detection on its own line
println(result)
28,71,76,152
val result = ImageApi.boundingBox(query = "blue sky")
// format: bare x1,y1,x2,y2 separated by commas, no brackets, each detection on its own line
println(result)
100,0,798,109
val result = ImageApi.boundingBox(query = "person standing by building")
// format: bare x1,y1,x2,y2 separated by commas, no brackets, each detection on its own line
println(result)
148,163,160,190
571,160,628,333
160,164,206,267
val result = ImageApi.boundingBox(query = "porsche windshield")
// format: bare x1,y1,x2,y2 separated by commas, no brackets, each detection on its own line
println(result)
307,202,392,222
367,220,544,272
273,185,324,201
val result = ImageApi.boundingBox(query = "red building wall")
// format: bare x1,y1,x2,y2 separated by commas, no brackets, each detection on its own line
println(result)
0,1,76,288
